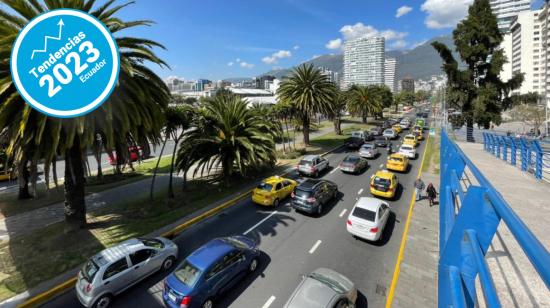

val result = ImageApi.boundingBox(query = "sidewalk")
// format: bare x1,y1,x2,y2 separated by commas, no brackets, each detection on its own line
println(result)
457,142,550,307
0,124,346,242
393,172,439,308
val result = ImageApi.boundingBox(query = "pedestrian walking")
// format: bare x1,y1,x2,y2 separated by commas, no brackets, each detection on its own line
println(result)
426,183,438,207
414,177,425,201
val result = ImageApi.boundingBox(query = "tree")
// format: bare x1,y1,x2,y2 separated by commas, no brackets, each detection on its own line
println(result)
277,64,336,145
326,90,348,135
432,0,523,142
415,90,430,103
0,1,170,232
509,92,544,136
176,95,276,185
347,85,383,123
273,100,295,151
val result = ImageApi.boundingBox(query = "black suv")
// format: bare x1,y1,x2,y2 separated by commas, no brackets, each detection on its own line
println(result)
374,135,388,147
291,179,338,215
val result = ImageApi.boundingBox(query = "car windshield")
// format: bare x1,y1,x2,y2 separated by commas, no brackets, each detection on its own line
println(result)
401,146,413,151
299,160,312,167
389,156,403,162
375,136,386,141
309,272,347,294
139,238,164,249
81,259,99,283
343,156,360,164
374,177,391,187
174,260,202,286
405,136,414,141
294,188,312,198
352,207,376,222
362,144,374,150
384,130,393,134
257,182,273,191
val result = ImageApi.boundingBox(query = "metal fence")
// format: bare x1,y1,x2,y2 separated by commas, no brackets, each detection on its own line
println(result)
439,129,550,307
482,132,550,183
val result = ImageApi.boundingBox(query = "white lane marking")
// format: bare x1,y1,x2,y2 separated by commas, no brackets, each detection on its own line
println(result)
358,188,364,195
262,296,276,308
329,167,339,174
339,209,347,217
243,211,278,235
309,240,322,254
379,164,384,168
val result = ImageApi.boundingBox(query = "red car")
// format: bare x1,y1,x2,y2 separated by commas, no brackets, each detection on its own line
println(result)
108,146,144,165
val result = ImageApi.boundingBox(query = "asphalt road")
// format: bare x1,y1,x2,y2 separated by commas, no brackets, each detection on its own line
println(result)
43,115,428,308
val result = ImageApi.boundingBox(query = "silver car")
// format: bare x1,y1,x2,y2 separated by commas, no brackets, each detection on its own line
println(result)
284,268,357,308
359,143,378,159
76,237,178,308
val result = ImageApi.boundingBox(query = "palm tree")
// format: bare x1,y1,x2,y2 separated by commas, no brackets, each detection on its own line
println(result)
347,85,382,123
176,96,276,185
0,1,169,232
277,64,335,145
327,90,348,135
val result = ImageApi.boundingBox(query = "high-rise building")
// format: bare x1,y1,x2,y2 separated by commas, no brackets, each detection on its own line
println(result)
255,75,276,90
490,0,531,33
401,76,415,93
318,67,339,85
195,79,212,91
384,58,397,93
538,2,550,102
343,37,385,89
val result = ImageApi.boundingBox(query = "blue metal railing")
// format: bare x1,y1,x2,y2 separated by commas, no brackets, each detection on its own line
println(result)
482,132,546,181
439,129,550,307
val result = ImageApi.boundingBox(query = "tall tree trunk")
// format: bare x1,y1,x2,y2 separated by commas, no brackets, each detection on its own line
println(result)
17,154,32,200
334,116,342,135
302,114,310,146
114,141,125,174
284,116,292,151
52,159,59,191
150,136,168,201
30,158,38,198
362,111,367,124
93,138,103,179
64,136,86,233
168,137,180,199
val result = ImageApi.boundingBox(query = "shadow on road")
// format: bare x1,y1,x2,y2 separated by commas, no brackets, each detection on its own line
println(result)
356,290,369,308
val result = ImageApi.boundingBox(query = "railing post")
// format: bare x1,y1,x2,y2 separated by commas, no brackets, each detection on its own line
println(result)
520,139,528,171
509,137,517,166
501,136,508,162
483,133,489,151
533,140,543,180
496,135,502,159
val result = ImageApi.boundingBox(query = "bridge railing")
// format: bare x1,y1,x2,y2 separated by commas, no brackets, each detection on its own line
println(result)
439,129,550,307
482,132,549,183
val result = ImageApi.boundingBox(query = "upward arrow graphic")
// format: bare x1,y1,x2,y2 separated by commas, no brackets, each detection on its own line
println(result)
31,18,65,60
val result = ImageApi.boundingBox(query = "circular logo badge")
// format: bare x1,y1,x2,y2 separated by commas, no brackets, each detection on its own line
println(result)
10,9,120,118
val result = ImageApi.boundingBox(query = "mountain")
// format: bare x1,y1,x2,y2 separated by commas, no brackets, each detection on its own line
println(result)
256,34,457,81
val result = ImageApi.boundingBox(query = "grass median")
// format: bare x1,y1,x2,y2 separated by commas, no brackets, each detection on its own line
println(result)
422,130,441,174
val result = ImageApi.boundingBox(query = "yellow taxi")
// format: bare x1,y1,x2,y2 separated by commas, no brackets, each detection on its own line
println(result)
386,153,409,172
0,169,15,182
403,134,419,147
252,176,297,206
370,170,399,199
412,125,424,140
392,124,402,134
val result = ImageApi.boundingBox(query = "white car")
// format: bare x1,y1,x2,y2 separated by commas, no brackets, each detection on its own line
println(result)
398,144,416,159
346,197,391,241
383,129,398,140
359,143,379,159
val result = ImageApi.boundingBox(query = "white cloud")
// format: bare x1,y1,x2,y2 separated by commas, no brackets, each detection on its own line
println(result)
311,54,320,60
325,38,342,50
236,58,241,63
340,23,408,41
240,61,255,69
421,0,473,29
262,50,292,64
390,40,408,50
293,45,300,50
227,62,234,66
411,39,428,49
396,6,413,18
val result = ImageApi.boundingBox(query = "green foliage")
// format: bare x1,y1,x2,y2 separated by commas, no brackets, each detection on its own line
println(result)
432,0,523,130
415,90,430,103
396,91,416,106
346,85,385,121
176,95,277,181
510,92,541,106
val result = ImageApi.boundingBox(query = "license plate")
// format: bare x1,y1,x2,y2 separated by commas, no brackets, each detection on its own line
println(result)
168,292,177,303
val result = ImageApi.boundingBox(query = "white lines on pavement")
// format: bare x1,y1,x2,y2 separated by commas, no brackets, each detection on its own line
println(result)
243,211,278,235
339,209,347,217
329,167,339,174
357,188,363,195
262,296,276,308
379,163,384,169
309,240,322,254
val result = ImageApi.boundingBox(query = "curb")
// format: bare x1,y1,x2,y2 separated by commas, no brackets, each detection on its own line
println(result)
15,143,344,308
385,131,432,307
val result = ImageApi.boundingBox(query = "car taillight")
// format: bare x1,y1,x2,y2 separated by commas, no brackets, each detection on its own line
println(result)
307,197,316,203
85,283,93,293
347,220,352,226
181,296,192,307
311,166,317,172
370,227,379,233
291,191,295,198
370,184,375,189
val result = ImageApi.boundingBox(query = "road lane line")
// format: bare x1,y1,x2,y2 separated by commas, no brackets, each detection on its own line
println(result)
357,188,363,195
243,211,278,235
330,167,339,174
385,132,430,308
339,209,347,217
262,296,276,308
309,240,322,254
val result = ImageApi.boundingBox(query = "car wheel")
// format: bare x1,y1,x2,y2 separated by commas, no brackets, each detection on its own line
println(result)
162,256,175,271
202,298,214,308
273,198,280,207
93,294,113,308
249,258,259,272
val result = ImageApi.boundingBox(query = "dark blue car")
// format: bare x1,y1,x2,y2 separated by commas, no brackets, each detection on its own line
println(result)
163,236,260,308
